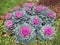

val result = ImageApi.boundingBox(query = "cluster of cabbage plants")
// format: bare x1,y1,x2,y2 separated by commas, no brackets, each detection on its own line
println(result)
5,3,56,45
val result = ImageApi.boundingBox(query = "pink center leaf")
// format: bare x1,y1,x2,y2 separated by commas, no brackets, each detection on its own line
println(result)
6,20,13,28
13,6,20,11
44,27,54,36
36,6,42,12
32,18,40,25
15,11,23,18
49,12,55,18
6,13,12,19
26,3,33,8
20,26,31,38
43,6,48,10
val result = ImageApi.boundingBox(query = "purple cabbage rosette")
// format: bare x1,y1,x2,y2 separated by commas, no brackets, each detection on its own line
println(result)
14,23,36,44
5,13,14,32
37,25,56,41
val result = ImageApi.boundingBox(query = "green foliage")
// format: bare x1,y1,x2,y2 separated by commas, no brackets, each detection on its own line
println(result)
0,0,27,15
